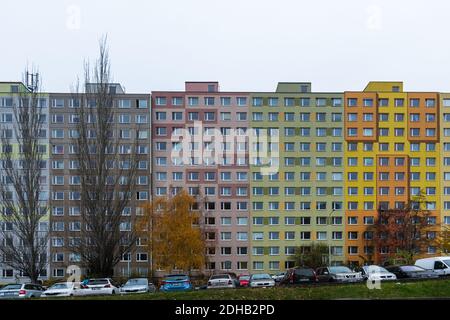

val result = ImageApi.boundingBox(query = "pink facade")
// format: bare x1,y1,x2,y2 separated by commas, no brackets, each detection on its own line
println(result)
152,82,250,274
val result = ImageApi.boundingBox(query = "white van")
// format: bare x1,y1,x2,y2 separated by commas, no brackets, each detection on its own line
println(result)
414,256,450,276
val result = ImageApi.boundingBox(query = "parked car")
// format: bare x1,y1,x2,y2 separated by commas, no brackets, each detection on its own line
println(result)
249,273,276,288
237,275,251,287
120,278,156,294
415,256,450,276
280,267,318,285
271,272,286,282
316,266,363,283
385,265,440,279
0,283,45,299
207,274,239,289
357,265,397,281
83,278,119,295
41,282,87,298
160,274,193,292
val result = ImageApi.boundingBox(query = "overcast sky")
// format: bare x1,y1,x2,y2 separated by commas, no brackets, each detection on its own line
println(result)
1,0,449,93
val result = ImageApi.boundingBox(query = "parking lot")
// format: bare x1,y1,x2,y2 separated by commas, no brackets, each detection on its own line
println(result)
50,277,450,300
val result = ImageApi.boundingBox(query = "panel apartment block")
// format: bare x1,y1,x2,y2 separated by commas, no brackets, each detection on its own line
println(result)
0,82,50,282
151,82,250,274
344,82,441,266
48,86,152,278
249,83,345,273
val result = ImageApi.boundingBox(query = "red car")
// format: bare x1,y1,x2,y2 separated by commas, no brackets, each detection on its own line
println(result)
237,275,250,287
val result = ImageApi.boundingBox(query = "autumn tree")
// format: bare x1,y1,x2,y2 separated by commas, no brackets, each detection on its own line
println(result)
436,226,450,255
367,193,437,265
294,243,329,269
139,190,207,275
0,70,48,283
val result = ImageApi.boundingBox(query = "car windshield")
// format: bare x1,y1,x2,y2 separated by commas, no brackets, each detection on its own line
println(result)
363,266,389,273
442,260,450,267
50,283,69,290
210,275,229,280
401,266,425,272
239,276,250,280
1,284,22,290
329,267,352,273
251,274,271,280
125,279,147,286
165,275,188,281
88,279,109,285
295,268,314,276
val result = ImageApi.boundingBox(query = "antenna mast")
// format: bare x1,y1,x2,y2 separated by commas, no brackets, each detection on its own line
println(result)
26,71,39,92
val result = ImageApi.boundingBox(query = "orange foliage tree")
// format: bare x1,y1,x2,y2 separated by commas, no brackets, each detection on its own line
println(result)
367,193,437,265
137,190,206,276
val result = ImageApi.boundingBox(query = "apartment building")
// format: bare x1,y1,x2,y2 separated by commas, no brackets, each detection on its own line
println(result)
440,94,450,235
48,84,152,278
249,83,345,272
151,82,250,274
0,82,50,282
344,82,441,266
2,79,450,281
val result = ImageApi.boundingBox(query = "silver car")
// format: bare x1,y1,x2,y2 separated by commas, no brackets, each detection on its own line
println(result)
120,278,156,294
207,274,239,289
0,283,45,299
271,272,286,282
249,274,276,288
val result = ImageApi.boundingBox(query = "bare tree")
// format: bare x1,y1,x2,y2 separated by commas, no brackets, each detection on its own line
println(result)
0,71,48,283
71,37,140,277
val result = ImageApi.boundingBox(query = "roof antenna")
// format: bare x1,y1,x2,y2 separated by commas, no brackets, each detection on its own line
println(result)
26,71,39,92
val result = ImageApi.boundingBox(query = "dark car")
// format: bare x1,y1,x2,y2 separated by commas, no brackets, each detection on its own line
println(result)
280,267,317,285
316,266,363,283
385,265,440,279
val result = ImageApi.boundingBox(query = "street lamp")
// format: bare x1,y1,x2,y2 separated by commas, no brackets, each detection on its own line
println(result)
328,209,336,266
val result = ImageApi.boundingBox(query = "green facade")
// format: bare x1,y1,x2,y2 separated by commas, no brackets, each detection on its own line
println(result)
249,83,345,272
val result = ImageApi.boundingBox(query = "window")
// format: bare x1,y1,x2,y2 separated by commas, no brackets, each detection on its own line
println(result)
172,112,182,121
410,128,420,137
268,97,279,107
118,114,130,124
237,97,247,106
426,99,436,107
363,128,373,137
316,98,326,107
410,98,420,107
155,112,166,120
299,113,310,122
347,98,357,107
237,112,247,121
363,113,373,121
378,99,389,107
252,97,263,106
188,97,199,106
284,97,295,107
332,98,342,107
363,99,373,107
